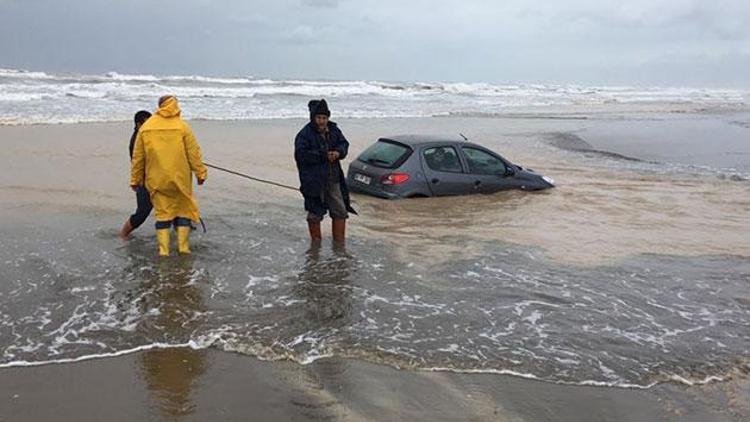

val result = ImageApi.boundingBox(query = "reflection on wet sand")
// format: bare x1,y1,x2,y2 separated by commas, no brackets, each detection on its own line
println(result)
282,243,358,419
295,243,354,328
135,257,207,420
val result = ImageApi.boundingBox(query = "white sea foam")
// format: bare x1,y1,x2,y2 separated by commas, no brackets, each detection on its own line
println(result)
0,341,207,368
105,72,160,82
0,337,728,390
168,75,254,84
422,367,727,389
0,68,55,80
1,68,748,126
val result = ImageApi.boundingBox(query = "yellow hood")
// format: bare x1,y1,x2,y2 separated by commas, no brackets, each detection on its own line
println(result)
157,96,181,118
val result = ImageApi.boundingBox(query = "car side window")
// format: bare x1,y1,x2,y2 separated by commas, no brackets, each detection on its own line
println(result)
423,146,463,173
461,147,507,175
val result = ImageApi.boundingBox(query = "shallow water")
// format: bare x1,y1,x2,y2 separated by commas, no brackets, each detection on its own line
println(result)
2,212,749,388
1,115,749,389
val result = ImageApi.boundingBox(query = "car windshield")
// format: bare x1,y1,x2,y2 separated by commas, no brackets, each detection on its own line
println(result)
357,140,411,168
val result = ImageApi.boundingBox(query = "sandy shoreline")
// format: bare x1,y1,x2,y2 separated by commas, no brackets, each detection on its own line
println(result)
1,348,746,422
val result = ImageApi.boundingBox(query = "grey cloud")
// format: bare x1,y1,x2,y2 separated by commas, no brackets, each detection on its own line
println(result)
280,24,341,44
550,1,750,40
301,0,340,7
0,0,748,87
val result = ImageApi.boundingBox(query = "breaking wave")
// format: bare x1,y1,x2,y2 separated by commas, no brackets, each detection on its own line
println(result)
1,68,748,125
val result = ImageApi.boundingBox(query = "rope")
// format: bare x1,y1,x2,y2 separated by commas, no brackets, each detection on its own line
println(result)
203,162,299,192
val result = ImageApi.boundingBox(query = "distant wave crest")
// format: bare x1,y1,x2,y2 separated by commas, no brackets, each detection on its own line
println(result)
1,68,748,125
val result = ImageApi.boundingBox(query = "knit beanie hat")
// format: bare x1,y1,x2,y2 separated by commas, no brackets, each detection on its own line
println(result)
134,110,152,126
308,99,331,120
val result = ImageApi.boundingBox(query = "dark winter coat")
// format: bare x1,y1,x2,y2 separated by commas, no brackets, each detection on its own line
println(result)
294,121,356,216
128,129,138,159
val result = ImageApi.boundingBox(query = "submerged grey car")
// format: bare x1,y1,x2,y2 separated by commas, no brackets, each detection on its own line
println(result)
346,135,555,199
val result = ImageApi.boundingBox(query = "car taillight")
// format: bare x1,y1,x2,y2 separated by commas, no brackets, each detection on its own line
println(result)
380,173,410,185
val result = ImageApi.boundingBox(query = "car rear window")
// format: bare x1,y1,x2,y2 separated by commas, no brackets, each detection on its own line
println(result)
357,140,412,169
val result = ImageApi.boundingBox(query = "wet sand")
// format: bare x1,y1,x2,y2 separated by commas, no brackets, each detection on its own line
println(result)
1,117,749,421
1,348,746,422
1,117,748,266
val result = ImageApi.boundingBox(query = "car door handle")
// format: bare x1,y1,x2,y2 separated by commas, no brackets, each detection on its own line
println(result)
474,180,481,186
431,178,439,184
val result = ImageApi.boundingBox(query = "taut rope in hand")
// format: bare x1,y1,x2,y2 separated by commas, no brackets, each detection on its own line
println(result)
203,162,299,192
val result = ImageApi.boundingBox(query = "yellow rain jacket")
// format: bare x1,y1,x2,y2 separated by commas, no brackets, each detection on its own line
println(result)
130,97,207,223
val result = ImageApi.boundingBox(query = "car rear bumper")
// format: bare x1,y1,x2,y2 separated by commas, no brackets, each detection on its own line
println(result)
347,179,401,199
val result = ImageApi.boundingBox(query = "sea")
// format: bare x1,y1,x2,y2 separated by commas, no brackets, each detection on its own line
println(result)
1,68,749,390
1,67,748,125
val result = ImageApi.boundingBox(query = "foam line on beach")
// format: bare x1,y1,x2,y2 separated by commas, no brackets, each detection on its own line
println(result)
0,338,733,391
0,340,211,369
422,367,727,389
216,337,733,391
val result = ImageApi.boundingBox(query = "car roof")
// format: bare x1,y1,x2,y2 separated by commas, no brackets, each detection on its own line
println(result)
379,135,467,147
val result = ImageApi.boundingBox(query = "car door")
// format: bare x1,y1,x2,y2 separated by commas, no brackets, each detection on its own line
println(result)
459,146,517,193
420,145,472,196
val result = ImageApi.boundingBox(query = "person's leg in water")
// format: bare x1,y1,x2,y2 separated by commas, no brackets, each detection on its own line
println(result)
120,185,153,239
332,218,346,243
326,183,348,244
119,220,133,240
307,213,323,243
174,217,192,254
155,220,172,257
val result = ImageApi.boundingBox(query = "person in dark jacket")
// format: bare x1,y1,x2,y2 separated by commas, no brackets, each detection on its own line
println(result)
119,110,153,239
294,99,356,243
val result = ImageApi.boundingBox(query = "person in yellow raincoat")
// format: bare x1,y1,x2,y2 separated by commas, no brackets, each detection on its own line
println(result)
130,95,207,256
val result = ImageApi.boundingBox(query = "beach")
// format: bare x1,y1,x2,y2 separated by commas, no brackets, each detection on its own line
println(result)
1,348,746,422
1,115,749,421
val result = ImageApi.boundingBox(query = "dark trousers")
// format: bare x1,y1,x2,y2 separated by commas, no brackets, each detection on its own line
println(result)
155,217,192,230
128,185,153,230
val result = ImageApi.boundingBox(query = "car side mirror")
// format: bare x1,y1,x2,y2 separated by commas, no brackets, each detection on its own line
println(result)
504,167,516,177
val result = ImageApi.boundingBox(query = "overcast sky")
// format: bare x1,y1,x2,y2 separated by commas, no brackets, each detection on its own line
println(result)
1,0,749,87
